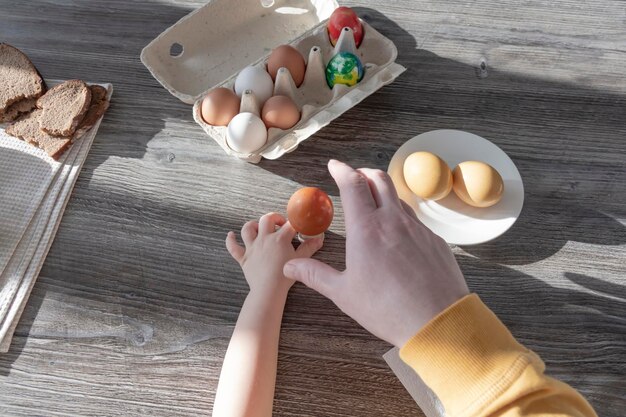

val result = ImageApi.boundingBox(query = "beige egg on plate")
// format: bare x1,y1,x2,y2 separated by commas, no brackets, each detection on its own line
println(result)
452,161,504,207
403,151,453,200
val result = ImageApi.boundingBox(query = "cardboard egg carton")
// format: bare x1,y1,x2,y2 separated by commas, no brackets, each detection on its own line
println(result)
141,0,405,163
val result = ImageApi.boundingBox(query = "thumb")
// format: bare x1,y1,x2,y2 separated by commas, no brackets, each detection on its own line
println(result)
283,258,340,300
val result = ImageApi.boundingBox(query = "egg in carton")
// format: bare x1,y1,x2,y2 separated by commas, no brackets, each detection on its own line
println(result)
141,0,405,163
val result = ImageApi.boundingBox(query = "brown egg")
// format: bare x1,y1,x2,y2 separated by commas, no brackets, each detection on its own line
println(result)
403,152,453,200
201,87,240,126
452,161,504,207
267,45,306,87
261,95,300,130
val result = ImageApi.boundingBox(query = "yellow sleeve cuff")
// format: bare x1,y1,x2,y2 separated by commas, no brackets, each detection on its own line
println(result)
399,294,541,416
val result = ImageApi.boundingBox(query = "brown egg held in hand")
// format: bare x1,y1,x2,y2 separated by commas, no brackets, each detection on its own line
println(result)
267,45,306,87
261,95,300,130
201,87,240,126
403,152,453,200
452,161,504,207
287,187,334,237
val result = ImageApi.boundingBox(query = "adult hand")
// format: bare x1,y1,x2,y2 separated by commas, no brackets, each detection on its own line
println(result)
283,160,469,347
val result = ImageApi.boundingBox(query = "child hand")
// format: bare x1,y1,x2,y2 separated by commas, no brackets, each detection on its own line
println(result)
225,212,324,299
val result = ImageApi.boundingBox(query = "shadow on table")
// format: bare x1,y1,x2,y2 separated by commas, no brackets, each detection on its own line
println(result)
258,7,626,266
2,3,625,415
0,215,346,375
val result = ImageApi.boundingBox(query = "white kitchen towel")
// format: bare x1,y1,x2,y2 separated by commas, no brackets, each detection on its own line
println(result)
0,137,72,317
0,134,85,351
0,135,70,276
0,82,112,352
383,347,445,417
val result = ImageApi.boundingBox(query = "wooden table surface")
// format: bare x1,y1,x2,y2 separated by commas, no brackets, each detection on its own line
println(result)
1,0,625,415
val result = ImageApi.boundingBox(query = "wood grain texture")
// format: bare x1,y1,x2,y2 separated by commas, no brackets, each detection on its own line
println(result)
1,0,625,415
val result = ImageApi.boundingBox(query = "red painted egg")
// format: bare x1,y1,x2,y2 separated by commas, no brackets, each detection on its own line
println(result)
327,6,364,47
287,187,334,236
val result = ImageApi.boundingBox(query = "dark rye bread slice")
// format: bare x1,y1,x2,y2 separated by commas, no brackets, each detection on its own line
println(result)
6,109,71,160
73,85,110,139
36,79,91,137
0,97,37,123
0,43,45,113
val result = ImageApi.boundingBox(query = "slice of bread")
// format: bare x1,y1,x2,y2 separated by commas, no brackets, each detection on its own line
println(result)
73,85,109,139
0,97,37,123
37,79,91,137
6,109,71,160
0,43,45,112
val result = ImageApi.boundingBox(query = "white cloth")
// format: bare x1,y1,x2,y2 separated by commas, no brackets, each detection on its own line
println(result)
0,82,112,352
383,347,445,417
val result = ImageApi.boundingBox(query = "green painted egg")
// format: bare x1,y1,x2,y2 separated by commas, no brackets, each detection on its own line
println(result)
325,52,364,88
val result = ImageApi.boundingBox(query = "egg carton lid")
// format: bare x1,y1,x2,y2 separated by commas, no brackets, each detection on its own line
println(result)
141,0,339,104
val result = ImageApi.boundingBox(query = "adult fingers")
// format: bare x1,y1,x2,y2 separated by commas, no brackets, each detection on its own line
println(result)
283,258,340,301
328,160,377,227
225,231,245,263
295,236,324,258
241,220,258,246
259,212,286,235
357,168,401,208
401,200,420,222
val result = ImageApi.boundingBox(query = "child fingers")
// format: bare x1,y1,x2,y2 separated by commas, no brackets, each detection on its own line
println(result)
277,221,297,241
258,212,286,235
241,220,259,246
225,231,245,263
295,236,324,258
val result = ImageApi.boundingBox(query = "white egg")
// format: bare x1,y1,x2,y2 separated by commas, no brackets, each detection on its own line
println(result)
234,66,274,105
226,112,268,154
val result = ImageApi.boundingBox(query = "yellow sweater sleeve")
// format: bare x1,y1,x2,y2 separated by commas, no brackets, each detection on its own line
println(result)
399,294,597,417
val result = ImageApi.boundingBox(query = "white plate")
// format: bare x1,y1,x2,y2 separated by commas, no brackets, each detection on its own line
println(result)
387,129,524,245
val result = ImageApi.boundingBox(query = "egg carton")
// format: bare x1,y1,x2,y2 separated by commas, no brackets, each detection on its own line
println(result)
141,0,405,163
